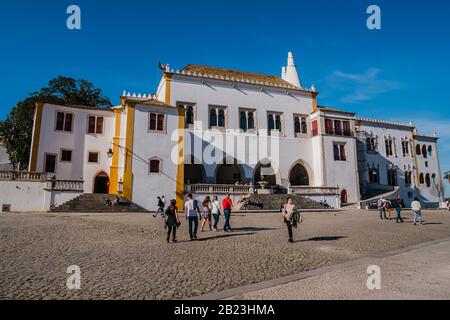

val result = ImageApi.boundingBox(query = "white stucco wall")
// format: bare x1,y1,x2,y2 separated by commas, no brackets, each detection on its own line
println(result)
0,181,47,212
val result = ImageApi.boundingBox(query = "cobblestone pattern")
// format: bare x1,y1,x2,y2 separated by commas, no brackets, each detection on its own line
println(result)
1,210,449,299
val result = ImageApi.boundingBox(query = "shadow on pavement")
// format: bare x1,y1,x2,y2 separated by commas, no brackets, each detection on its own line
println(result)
300,236,347,242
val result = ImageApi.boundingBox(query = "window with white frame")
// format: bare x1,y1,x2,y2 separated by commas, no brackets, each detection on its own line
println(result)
87,116,104,134
333,143,347,161
55,111,73,132
60,149,73,162
148,112,166,132
209,106,227,129
385,137,394,156
239,108,256,132
149,158,162,174
177,102,196,128
267,111,283,135
294,114,308,136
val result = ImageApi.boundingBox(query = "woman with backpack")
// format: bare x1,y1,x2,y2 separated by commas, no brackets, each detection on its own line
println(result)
164,199,180,243
281,197,301,243
211,195,221,231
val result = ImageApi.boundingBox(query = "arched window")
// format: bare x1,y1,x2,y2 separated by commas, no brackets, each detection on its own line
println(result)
425,173,431,187
428,145,433,157
248,112,254,130
209,109,217,127
268,115,275,131
431,173,436,185
275,115,281,130
422,145,427,158
416,144,421,155
218,109,225,127
294,117,301,134
240,111,247,130
419,173,424,185
185,106,194,126
301,118,308,134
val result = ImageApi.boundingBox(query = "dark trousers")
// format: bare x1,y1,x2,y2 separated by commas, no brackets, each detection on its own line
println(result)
188,216,199,239
213,214,220,229
379,208,386,219
395,208,404,223
285,219,293,240
223,209,232,231
167,226,177,239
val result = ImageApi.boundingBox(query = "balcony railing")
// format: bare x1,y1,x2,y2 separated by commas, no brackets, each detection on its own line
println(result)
0,171,47,182
46,179,84,192
185,184,254,195
288,186,339,196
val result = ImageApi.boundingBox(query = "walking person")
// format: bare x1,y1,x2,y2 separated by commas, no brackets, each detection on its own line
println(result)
385,200,393,220
211,195,221,231
154,196,166,218
164,199,180,243
378,198,387,220
281,197,300,243
393,195,405,223
411,197,423,225
185,194,199,240
200,197,213,232
222,194,233,232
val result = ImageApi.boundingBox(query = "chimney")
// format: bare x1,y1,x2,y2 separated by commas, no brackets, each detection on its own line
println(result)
281,66,287,80
283,52,302,88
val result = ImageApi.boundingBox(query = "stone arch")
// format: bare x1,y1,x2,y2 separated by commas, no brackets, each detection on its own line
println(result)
253,159,282,186
184,156,206,184
214,157,245,185
93,171,109,194
288,160,313,186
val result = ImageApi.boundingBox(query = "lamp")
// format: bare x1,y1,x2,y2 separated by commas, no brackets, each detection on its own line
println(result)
107,148,113,158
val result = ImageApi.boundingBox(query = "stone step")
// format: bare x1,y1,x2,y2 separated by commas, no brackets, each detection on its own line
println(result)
243,194,325,210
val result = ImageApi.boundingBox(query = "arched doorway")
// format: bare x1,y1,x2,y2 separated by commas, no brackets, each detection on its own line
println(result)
254,161,279,186
216,162,244,185
94,171,109,194
341,190,348,204
184,156,206,184
289,163,310,186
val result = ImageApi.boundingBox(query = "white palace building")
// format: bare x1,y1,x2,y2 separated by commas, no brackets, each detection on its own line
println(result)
0,52,445,212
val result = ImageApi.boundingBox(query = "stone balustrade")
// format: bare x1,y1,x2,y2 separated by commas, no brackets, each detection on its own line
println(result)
0,171,47,182
185,184,255,195
288,186,340,195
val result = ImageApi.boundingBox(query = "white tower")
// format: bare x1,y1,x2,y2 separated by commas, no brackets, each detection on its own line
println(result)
282,52,302,88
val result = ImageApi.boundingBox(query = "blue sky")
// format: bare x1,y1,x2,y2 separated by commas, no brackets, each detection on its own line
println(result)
0,0,449,195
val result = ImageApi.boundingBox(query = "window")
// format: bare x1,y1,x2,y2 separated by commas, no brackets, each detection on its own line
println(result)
209,106,227,129
55,112,73,132
333,143,346,161
366,137,377,152
177,103,195,128
385,137,393,156
425,161,428,168
60,149,72,162
419,173,424,185
425,173,431,187
416,144,421,155
149,112,165,132
267,112,283,135
343,121,351,136
294,115,308,136
149,158,161,174
405,171,413,186
387,169,398,186
312,120,318,136
239,109,256,132
368,167,379,184
88,152,99,163
325,119,333,135
422,145,427,158
334,120,342,136
428,145,433,157
44,154,57,173
87,116,104,134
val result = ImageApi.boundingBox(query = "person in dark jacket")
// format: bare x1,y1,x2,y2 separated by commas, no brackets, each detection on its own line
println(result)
165,200,180,243
393,195,405,223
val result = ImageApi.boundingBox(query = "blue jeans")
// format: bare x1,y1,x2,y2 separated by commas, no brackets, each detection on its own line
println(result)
395,207,404,222
188,216,199,239
413,210,422,223
379,207,386,219
223,209,232,231
212,214,220,229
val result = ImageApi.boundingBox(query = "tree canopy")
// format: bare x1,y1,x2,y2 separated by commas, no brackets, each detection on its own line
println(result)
0,76,112,170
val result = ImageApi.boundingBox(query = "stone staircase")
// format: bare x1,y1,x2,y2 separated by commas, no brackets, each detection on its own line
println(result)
50,194,149,213
239,194,325,211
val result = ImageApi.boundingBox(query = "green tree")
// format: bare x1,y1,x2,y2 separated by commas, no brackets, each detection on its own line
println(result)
0,77,112,170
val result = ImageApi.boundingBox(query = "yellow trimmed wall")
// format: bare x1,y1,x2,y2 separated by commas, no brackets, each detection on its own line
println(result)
175,108,186,209
164,74,172,105
123,103,135,200
29,102,44,172
109,108,122,195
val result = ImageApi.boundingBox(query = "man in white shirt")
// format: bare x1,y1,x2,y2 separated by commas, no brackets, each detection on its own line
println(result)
185,193,199,240
411,197,422,225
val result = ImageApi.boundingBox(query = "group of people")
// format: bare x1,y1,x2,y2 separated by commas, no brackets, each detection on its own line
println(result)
156,194,302,243
377,196,423,225
157,193,234,243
